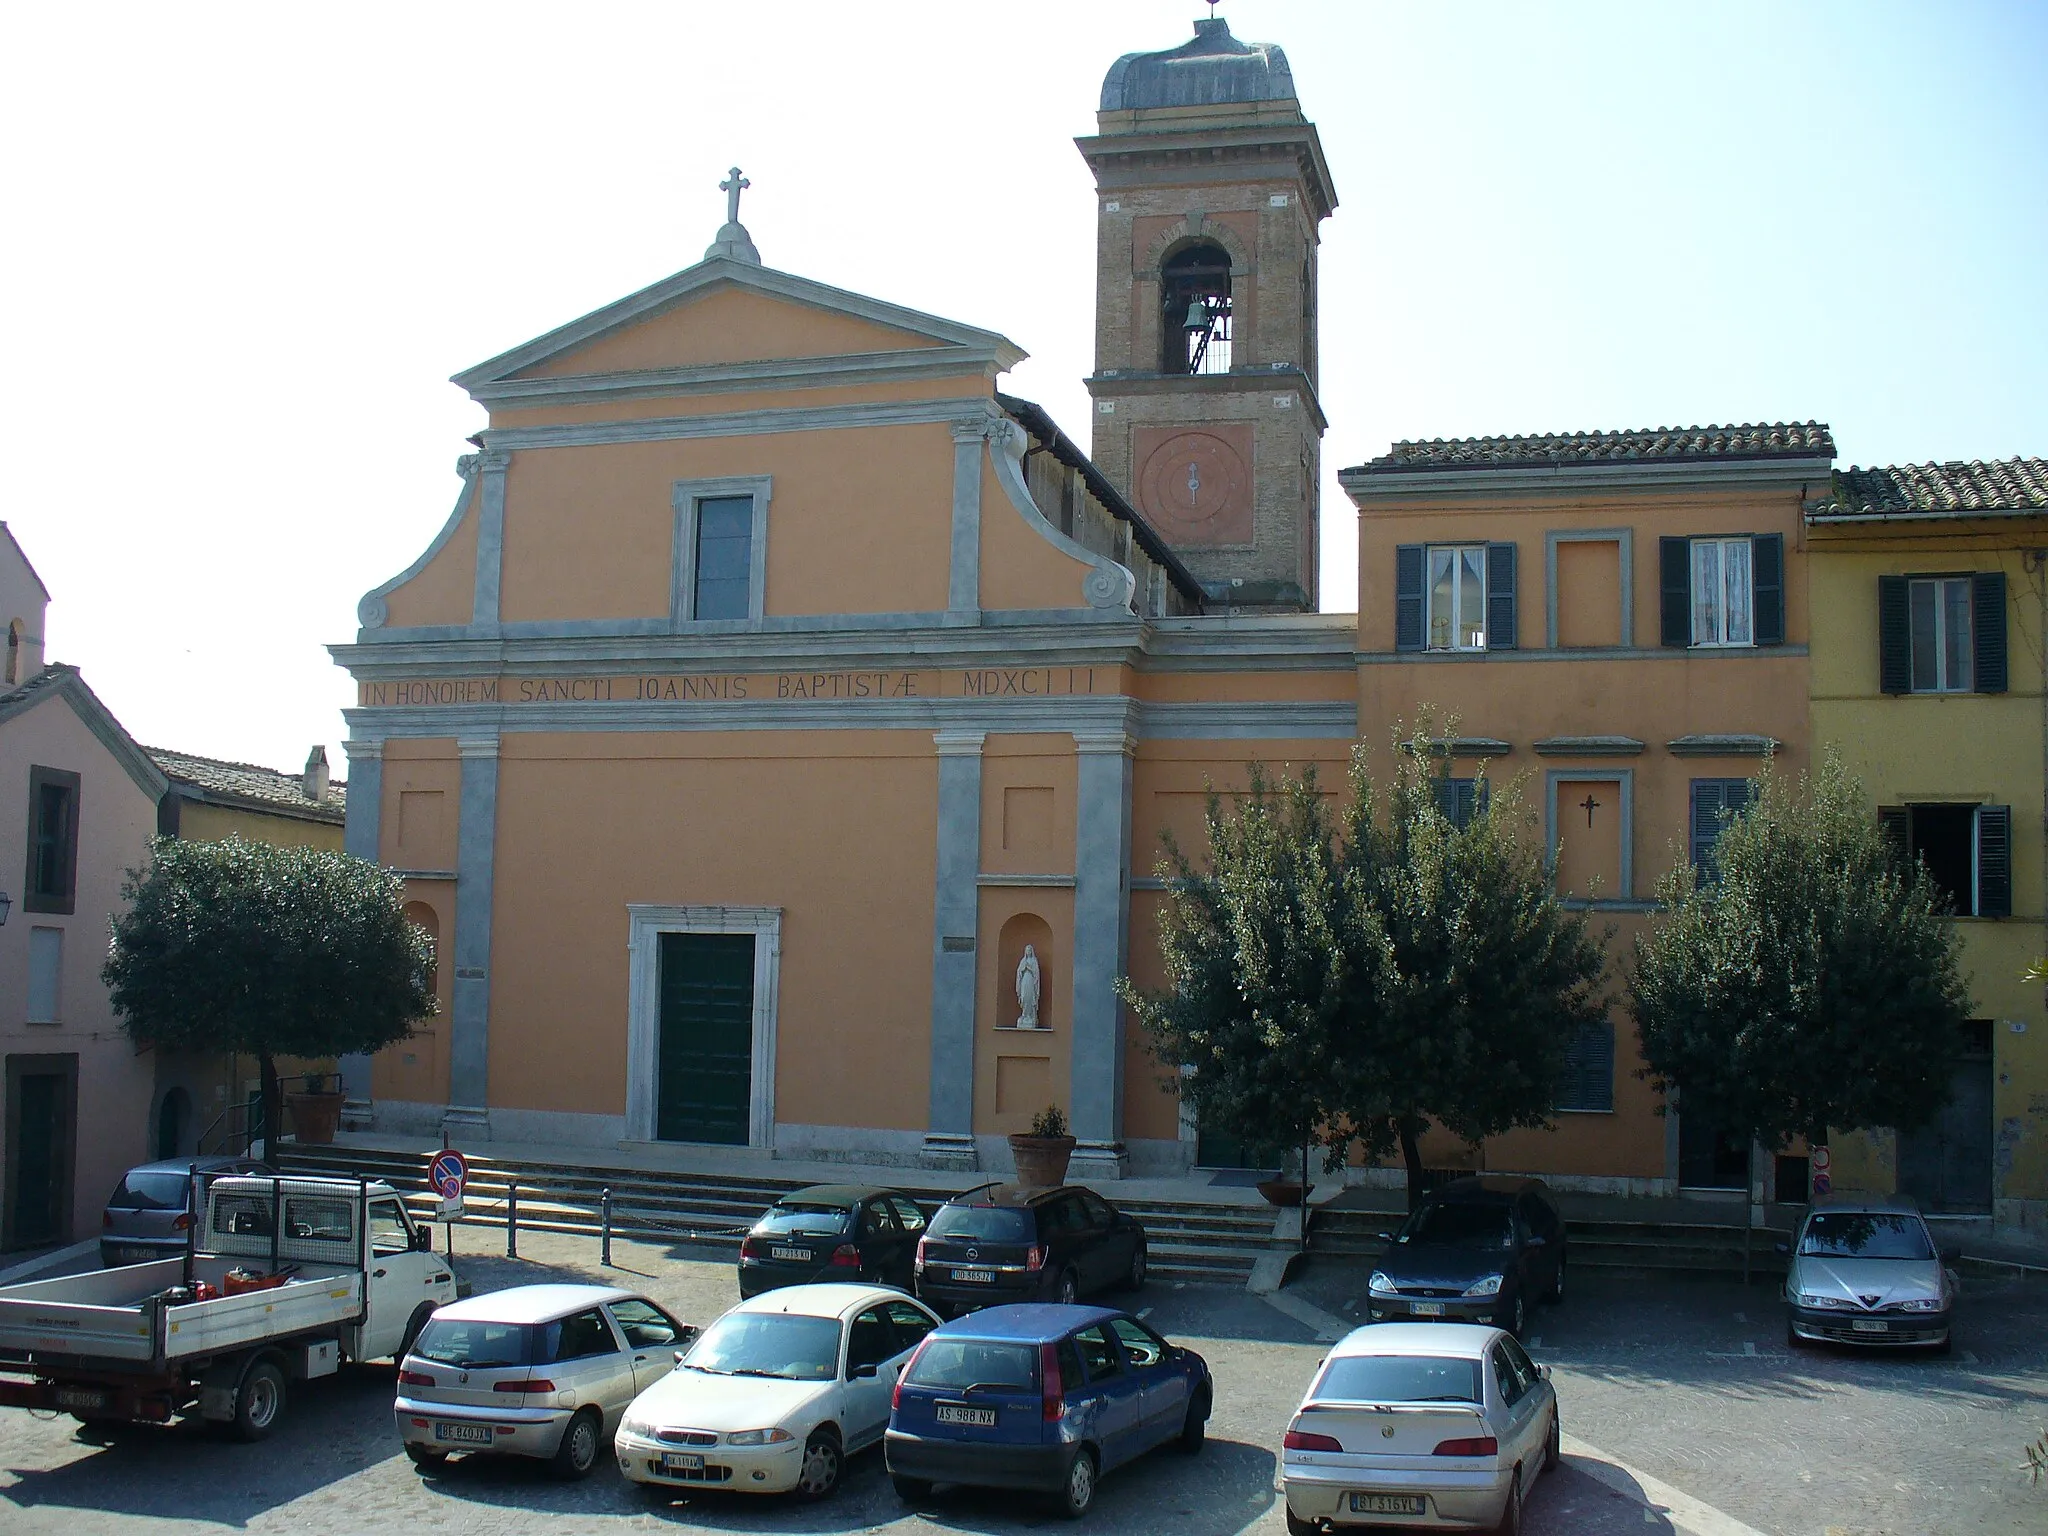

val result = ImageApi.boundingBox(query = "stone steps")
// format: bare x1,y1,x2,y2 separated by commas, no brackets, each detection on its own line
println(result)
277,1143,1275,1286
1307,1207,1793,1277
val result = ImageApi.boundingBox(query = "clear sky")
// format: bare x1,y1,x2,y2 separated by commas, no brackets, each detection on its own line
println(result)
2,2,2042,774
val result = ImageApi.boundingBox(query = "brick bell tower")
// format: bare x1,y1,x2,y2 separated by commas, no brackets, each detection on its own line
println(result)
1078,15,1337,612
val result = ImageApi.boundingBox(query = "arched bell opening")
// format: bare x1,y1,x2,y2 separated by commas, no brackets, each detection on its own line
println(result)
1160,242,1233,376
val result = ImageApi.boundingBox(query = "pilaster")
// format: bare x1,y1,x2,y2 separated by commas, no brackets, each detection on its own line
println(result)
923,730,986,1170
947,422,986,620
1069,728,1136,1179
471,449,512,628
447,736,500,1137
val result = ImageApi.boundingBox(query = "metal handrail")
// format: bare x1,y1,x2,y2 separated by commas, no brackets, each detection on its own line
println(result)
195,1073,337,1156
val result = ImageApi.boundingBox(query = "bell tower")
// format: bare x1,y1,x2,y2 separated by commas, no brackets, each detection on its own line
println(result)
1078,16,1337,611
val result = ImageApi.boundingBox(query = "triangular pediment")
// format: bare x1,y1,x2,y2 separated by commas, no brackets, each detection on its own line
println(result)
454,258,1025,404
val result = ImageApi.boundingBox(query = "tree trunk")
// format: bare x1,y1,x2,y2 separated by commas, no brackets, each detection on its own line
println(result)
259,1051,281,1161
1399,1115,1427,1212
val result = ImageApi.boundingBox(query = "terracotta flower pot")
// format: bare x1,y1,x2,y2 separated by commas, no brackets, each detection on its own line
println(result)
288,1091,345,1146
1008,1134,1076,1187
1256,1179,1308,1207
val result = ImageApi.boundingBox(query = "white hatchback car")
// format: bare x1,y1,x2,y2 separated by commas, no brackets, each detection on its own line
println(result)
617,1282,940,1501
395,1283,690,1479
1282,1323,1557,1534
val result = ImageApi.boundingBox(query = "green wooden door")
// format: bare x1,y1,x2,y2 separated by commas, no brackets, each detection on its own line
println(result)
656,932,756,1145
8,1073,67,1247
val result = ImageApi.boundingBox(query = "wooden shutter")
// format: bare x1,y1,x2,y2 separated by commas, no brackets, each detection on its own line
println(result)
1976,804,2012,918
1972,571,2008,694
1660,537,1691,647
1558,1023,1615,1112
1395,544,1425,652
1690,779,1726,871
1877,806,1910,862
1751,533,1785,645
1485,542,1518,650
1878,575,1911,694
1434,778,1481,828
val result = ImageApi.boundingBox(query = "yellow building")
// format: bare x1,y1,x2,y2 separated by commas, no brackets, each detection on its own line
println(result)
1807,459,2048,1231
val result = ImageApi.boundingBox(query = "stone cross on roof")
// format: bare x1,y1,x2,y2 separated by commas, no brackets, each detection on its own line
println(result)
704,165,762,266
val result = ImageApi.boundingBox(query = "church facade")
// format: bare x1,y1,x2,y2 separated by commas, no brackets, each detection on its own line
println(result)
332,19,2043,1211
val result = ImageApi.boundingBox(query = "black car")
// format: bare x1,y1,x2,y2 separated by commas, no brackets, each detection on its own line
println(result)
736,1184,929,1297
1365,1176,1565,1337
915,1183,1147,1314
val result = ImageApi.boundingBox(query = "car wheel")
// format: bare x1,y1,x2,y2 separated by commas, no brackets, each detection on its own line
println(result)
1056,1268,1080,1306
232,1359,286,1443
891,1473,933,1503
405,1444,449,1472
1544,1406,1561,1472
550,1408,602,1480
1785,1318,1811,1351
1126,1243,1148,1293
1177,1386,1209,1453
796,1428,841,1500
1493,1466,1524,1535
1053,1446,1097,1519
399,1302,437,1362
1546,1254,1566,1305
1284,1509,1321,1536
1497,1291,1526,1338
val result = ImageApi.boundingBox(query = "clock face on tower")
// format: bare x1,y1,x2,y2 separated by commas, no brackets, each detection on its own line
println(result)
1135,428,1253,546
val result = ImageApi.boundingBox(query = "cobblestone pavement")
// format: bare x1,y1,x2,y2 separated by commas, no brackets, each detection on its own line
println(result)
2,1224,2040,1535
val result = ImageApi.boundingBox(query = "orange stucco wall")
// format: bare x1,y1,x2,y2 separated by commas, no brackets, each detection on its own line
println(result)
380,483,479,630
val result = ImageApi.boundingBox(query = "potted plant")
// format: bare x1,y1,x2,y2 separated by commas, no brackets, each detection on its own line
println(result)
286,1071,346,1146
1008,1104,1076,1186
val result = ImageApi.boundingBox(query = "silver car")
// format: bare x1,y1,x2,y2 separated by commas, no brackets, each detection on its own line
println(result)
1783,1195,1956,1352
100,1156,272,1267
395,1283,692,1479
1281,1323,1558,1533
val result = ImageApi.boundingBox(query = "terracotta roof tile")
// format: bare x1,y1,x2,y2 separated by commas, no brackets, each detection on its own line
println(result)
147,746,346,821
1354,422,1835,474
1807,457,2048,519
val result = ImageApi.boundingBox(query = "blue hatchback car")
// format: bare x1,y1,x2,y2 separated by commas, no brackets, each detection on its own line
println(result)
884,1303,1211,1518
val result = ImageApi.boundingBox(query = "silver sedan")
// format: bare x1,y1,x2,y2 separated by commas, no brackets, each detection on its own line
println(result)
1783,1195,1956,1351
1281,1323,1557,1533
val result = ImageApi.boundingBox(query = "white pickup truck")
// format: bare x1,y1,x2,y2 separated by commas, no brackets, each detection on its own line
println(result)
0,1174,457,1439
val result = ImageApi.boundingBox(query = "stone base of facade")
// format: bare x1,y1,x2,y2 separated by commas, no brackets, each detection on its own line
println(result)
1343,1164,1680,1198
1994,1198,2048,1235
1069,1141,1130,1182
441,1103,492,1139
917,1133,981,1173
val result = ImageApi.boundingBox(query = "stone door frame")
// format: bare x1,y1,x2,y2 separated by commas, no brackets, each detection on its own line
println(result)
625,905,782,1149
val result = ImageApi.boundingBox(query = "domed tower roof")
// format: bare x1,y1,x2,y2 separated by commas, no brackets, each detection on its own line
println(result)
1099,16,1296,113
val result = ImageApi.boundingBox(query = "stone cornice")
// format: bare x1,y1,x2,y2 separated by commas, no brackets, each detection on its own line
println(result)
1341,456,1835,504
1084,365,1328,435
469,346,1008,410
1075,122,1338,221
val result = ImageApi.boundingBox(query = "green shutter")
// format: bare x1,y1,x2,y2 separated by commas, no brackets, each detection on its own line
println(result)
1877,806,1910,863
1690,779,1725,871
1751,534,1784,645
1395,545,1425,652
1878,575,1911,694
1485,542,1518,650
1972,571,2008,694
1660,538,1691,647
1976,805,2012,918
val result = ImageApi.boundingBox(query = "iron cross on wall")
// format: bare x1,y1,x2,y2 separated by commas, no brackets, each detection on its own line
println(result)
1580,791,1602,827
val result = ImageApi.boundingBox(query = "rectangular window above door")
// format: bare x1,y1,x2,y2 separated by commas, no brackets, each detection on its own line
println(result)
1879,572,2006,695
24,766,79,915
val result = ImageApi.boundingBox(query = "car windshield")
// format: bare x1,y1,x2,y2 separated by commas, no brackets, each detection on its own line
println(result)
1798,1212,1935,1261
412,1318,532,1369
1399,1202,1513,1251
929,1205,1032,1243
685,1311,841,1381
1316,1355,1484,1405
756,1204,851,1236
111,1172,191,1211
904,1338,1038,1391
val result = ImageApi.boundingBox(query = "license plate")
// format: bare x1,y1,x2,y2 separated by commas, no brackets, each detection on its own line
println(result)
1852,1318,1888,1333
118,1248,158,1264
935,1404,997,1426
954,1268,995,1284
661,1452,705,1471
435,1421,493,1445
1410,1301,1446,1317
770,1247,809,1262
56,1387,107,1412
1350,1493,1427,1514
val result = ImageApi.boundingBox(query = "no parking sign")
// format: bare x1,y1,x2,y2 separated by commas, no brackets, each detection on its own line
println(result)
429,1148,468,1219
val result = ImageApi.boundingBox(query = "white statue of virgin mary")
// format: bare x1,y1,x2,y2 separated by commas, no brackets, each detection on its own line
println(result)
1015,944,1042,1029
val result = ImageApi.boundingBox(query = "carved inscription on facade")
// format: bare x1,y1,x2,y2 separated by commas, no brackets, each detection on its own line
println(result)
359,668,1104,708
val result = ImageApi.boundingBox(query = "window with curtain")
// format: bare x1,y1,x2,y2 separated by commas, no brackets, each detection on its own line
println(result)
1427,545,1487,650
1690,537,1753,646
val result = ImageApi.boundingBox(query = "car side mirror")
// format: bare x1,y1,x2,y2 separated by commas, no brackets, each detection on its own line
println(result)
1537,1363,1551,1381
677,1324,700,1348
673,1350,689,1366
850,1362,879,1380
410,1228,434,1252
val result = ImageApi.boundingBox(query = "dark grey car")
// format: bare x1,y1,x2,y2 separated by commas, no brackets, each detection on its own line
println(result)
1365,1177,1566,1338
100,1156,273,1267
